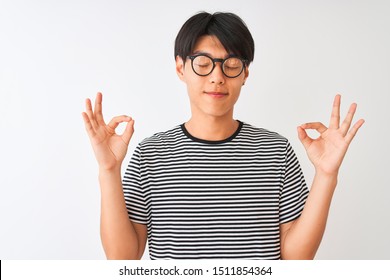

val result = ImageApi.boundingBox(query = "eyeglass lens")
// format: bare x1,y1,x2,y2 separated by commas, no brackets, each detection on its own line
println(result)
192,55,244,78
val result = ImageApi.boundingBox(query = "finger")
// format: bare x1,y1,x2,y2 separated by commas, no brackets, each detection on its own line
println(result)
121,119,135,145
94,92,106,126
300,122,328,134
329,94,341,129
340,102,357,136
297,126,313,150
107,115,132,133
345,119,365,144
85,98,98,130
81,112,96,138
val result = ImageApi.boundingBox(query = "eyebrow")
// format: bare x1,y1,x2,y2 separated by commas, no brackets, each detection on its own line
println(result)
191,51,237,58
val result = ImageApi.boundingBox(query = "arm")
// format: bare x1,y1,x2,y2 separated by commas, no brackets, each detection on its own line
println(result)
82,92,147,259
280,94,365,259
99,168,147,259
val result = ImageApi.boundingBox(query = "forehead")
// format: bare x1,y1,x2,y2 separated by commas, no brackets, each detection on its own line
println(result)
192,35,230,57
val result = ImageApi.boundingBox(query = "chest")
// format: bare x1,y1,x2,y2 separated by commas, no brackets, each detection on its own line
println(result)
140,147,286,216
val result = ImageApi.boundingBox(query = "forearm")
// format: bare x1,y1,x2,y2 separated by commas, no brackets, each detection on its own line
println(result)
281,171,338,259
99,168,141,259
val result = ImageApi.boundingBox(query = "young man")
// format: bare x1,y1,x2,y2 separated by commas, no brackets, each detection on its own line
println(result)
82,12,364,259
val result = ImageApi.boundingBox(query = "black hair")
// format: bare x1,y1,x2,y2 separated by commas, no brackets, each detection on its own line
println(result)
174,12,255,65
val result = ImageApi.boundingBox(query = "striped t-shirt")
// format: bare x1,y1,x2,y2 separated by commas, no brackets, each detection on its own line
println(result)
123,121,308,259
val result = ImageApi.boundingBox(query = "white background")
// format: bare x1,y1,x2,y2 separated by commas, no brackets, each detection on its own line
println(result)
0,0,389,259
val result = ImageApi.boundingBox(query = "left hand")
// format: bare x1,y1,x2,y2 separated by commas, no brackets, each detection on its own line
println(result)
297,94,365,176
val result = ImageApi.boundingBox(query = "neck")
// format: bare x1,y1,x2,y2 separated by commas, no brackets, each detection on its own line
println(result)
185,115,239,141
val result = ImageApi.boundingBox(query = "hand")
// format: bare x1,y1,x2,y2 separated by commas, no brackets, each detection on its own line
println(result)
82,92,135,171
297,94,365,176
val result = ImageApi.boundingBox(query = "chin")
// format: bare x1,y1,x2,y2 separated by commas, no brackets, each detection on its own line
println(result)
203,109,233,119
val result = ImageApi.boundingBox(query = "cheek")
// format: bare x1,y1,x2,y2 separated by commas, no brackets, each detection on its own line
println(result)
229,81,244,94
183,73,205,91
186,82,204,98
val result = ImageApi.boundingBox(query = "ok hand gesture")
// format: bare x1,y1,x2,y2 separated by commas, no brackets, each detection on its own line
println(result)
82,92,135,171
297,95,365,176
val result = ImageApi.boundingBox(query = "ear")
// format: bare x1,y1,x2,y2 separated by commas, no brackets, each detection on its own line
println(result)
175,56,185,81
242,66,249,85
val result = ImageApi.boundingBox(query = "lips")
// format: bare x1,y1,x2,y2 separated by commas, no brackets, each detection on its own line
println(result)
204,91,228,98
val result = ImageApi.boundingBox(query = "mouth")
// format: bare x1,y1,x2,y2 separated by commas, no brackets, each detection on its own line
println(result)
204,91,228,98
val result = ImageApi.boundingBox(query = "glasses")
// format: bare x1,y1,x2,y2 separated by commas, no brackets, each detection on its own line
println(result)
187,54,247,78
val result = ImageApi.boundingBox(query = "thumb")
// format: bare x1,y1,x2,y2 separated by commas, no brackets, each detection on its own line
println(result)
121,118,135,144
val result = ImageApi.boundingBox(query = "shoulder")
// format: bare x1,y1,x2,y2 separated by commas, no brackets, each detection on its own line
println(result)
239,122,288,144
138,125,185,148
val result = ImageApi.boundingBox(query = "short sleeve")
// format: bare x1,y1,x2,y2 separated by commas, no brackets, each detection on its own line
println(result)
279,141,309,224
122,145,148,224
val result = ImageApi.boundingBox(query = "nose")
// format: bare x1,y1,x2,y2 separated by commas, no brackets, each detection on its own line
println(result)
209,62,225,85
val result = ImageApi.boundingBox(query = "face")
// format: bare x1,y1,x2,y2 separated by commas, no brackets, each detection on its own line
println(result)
176,35,249,121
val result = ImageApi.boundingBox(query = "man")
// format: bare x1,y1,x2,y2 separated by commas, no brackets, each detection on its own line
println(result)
82,12,364,259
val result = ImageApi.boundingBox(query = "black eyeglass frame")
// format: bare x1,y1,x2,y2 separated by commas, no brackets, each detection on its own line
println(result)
187,54,248,78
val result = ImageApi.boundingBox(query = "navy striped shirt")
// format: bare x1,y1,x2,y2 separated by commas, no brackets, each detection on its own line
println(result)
123,121,308,259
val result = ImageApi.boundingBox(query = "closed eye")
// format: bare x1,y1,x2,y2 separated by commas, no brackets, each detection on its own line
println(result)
195,63,211,68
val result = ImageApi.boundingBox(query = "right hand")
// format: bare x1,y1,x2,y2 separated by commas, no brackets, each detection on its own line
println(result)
82,92,134,171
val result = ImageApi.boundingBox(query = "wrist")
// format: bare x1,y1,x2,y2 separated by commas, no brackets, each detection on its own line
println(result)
98,166,123,193
313,169,338,189
99,162,122,172
99,166,122,178
314,165,339,179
